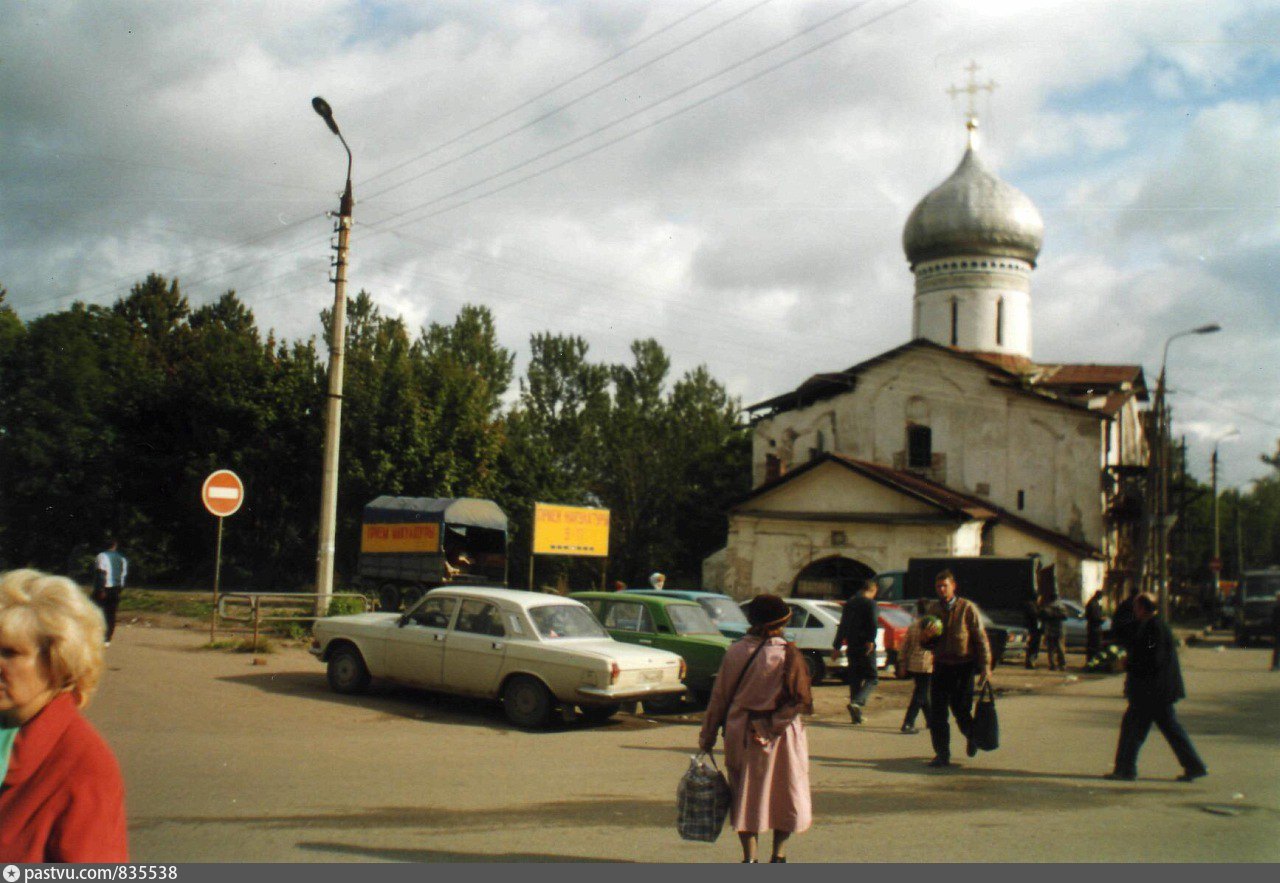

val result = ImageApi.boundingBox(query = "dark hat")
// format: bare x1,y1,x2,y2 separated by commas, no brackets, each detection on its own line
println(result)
745,594,791,628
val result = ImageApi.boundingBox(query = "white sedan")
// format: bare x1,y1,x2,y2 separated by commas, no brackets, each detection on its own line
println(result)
312,586,686,728
740,597,887,682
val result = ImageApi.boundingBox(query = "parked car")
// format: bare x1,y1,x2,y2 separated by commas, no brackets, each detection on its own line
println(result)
621,588,751,638
311,586,685,728
739,598,886,683
877,601,913,669
570,592,732,711
897,599,1027,667
1060,599,1111,650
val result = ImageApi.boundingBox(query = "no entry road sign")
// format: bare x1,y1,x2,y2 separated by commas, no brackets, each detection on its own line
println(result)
202,469,245,518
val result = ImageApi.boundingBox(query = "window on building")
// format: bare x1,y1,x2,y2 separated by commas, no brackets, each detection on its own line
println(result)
1017,489,1025,511
765,454,782,482
996,297,1004,346
950,299,959,346
907,424,932,469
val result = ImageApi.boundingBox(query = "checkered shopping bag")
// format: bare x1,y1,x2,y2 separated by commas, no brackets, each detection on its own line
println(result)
676,751,732,842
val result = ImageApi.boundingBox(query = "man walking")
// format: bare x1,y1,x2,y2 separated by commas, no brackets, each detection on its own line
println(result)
1107,593,1207,782
832,579,879,724
1085,591,1105,664
924,570,991,767
1023,596,1042,669
93,538,128,645
1039,591,1068,671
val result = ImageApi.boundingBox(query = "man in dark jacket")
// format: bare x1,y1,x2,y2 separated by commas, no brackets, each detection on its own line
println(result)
1107,593,1207,782
1085,592,1105,664
832,579,879,724
1023,597,1042,669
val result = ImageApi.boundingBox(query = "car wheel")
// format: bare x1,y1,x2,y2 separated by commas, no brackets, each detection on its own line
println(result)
327,645,371,695
377,584,401,612
804,653,826,684
503,676,553,729
642,692,685,715
579,703,621,723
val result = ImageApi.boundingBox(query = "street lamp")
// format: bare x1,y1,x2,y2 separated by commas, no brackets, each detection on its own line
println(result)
1210,428,1240,610
312,96,354,616
1152,323,1221,620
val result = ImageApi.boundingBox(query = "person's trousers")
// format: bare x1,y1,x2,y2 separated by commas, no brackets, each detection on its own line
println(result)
928,661,976,760
902,672,931,729
1025,631,1041,667
847,649,879,706
1270,640,1279,670
93,586,122,641
1113,697,1206,777
1086,627,1101,662
1044,633,1066,670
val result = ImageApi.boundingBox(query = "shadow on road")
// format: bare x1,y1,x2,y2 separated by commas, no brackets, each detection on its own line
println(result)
296,842,626,862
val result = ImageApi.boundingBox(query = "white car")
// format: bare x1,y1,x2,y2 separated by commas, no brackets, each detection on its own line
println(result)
312,586,686,728
739,597,887,683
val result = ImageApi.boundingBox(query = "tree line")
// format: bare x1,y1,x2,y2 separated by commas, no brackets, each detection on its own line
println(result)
0,277,750,592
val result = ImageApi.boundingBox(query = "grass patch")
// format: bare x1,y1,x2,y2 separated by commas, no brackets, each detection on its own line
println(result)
119,589,215,620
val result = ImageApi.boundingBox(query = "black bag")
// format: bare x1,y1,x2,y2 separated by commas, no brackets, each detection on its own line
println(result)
971,681,999,752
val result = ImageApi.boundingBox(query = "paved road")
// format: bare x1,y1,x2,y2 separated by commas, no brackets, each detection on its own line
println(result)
89,621,1280,862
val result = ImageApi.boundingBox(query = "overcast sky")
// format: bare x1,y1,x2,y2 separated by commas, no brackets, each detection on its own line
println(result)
3,0,1277,488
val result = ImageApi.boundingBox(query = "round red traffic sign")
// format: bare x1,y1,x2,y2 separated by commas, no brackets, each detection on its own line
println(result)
1209,557,1222,573
202,469,245,518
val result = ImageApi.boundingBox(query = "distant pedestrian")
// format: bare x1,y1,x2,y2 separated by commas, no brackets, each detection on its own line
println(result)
896,615,936,734
1107,592,1207,782
612,580,627,592
1023,596,1042,669
832,579,879,724
649,572,666,591
1085,591,1105,663
1039,592,1068,671
924,570,992,767
92,539,128,646
0,569,129,861
1270,591,1280,671
699,594,812,863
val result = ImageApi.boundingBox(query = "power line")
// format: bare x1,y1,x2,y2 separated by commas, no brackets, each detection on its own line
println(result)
360,0,732,189
361,0,775,203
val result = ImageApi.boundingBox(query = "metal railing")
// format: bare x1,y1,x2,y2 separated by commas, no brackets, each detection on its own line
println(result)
216,592,373,648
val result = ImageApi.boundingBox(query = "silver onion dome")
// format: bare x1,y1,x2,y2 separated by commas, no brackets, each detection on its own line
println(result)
902,144,1044,267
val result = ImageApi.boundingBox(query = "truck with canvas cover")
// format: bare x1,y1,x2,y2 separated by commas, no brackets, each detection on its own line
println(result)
357,496,508,611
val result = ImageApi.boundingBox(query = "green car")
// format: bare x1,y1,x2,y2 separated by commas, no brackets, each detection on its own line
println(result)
570,592,732,710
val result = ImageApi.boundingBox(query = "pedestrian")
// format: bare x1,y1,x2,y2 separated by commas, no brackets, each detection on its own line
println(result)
0,569,129,861
1085,591,1105,664
923,569,992,767
1106,592,1208,782
895,614,937,734
649,572,666,591
92,538,128,646
1023,596,1042,669
1111,590,1140,647
832,579,879,724
1270,591,1280,671
611,580,627,592
1039,591,1068,671
699,594,812,863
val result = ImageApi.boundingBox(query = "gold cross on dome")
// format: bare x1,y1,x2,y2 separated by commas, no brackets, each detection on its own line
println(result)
948,60,998,137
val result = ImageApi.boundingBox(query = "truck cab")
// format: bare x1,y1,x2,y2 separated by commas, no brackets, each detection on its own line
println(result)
1234,569,1280,646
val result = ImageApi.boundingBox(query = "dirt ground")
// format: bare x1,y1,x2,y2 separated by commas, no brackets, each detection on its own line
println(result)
87,619,1280,862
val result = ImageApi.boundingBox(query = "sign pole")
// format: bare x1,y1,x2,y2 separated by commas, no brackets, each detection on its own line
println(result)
211,516,224,642
528,547,536,592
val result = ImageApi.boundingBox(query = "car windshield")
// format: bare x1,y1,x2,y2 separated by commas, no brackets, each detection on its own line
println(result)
527,604,608,640
698,597,748,625
815,602,843,619
877,605,913,627
668,604,722,636
1243,574,1280,598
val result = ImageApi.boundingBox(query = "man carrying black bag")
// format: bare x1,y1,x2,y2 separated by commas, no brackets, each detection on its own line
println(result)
923,570,992,768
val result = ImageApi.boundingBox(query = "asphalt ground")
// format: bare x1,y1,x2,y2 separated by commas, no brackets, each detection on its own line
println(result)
87,619,1280,862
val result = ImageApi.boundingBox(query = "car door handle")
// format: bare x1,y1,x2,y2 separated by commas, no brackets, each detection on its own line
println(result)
491,641,504,650
434,634,446,642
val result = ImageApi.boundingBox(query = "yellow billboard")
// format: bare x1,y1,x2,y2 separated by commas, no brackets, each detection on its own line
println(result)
361,522,441,554
532,503,610,557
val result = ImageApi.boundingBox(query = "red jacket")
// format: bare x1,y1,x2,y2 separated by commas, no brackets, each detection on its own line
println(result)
0,693,129,862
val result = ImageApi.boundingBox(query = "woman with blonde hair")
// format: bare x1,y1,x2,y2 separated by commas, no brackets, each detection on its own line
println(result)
0,569,128,862
699,594,812,863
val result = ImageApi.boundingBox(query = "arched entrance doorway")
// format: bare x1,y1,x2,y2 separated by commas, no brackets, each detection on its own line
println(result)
792,556,876,600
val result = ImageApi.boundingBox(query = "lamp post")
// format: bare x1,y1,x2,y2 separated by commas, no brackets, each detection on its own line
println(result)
312,96,354,616
1210,428,1240,608
1152,323,1220,620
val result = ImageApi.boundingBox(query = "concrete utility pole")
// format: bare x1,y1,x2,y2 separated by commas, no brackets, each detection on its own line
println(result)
1153,323,1220,620
312,96,354,616
1211,429,1240,601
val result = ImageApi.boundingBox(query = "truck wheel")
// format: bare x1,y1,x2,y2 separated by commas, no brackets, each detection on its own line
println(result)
805,653,826,684
579,703,621,724
327,645,371,695
503,676,553,729
378,584,401,612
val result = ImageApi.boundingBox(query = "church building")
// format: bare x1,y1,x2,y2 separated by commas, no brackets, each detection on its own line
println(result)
703,113,1149,604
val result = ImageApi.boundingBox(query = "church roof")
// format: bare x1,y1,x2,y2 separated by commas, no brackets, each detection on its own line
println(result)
902,145,1044,267
746,339,1109,419
731,453,1104,560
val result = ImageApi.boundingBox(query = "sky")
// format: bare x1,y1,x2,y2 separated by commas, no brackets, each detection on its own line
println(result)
2,0,1277,489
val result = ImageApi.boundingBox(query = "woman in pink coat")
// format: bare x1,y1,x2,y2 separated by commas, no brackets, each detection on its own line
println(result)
699,594,813,863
